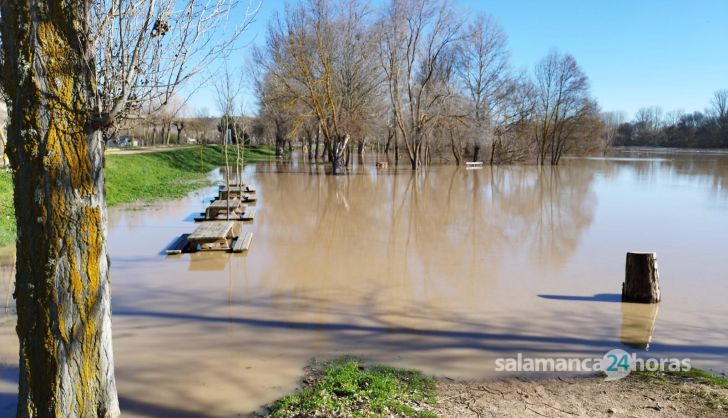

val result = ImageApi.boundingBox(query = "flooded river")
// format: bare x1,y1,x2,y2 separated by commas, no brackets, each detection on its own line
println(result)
0,151,727,416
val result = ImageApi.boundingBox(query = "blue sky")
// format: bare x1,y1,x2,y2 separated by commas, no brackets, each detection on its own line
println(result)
189,0,728,119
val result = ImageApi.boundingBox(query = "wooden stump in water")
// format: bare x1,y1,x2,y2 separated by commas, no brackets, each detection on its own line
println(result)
622,252,661,303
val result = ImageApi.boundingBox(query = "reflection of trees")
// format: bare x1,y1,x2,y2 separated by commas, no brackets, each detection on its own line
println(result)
250,162,599,314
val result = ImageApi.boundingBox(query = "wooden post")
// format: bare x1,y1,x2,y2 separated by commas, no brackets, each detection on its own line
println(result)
622,252,661,303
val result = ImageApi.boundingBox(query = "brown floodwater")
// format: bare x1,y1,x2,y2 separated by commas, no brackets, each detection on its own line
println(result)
1,151,727,417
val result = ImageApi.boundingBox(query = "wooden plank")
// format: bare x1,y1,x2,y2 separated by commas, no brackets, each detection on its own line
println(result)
241,193,257,202
465,161,483,165
165,234,190,255
188,221,234,242
196,204,248,222
208,198,242,209
219,185,255,196
241,208,255,221
232,232,253,253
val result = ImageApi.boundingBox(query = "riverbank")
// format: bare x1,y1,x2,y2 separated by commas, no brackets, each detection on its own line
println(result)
0,145,276,247
434,369,728,417
260,359,728,417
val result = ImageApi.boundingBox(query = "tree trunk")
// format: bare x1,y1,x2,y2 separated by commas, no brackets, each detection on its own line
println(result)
473,144,481,162
314,131,320,161
323,140,331,162
331,134,349,175
1,3,120,417
0,133,6,168
275,134,285,158
622,252,661,303
306,132,313,162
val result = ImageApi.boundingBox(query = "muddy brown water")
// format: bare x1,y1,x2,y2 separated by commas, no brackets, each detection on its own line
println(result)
0,151,727,417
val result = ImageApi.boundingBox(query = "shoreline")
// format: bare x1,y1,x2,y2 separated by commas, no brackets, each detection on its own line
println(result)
434,370,728,417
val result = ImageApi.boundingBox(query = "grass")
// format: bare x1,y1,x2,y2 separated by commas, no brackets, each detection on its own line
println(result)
267,357,437,418
105,145,274,205
635,368,728,389
0,145,275,247
0,170,14,247
635,368,728,411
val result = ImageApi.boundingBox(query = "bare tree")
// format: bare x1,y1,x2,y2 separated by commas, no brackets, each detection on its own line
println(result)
214,65,245,220
89,0,259,141
634,106,664,133
0,1,256,416
378,0,463,169
255,0,379,174
254,72,294,157
600,111,626,155
456,13,510,162
711,89,728,129
533,51,598,165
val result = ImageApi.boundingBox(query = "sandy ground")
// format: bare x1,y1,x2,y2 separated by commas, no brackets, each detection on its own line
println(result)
435,373,728,418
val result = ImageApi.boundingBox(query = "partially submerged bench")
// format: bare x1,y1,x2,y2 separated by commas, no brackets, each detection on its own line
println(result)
205,198,244,219
232,232,253,253
165,234,191,255
219,185,256,200
187,221,236,251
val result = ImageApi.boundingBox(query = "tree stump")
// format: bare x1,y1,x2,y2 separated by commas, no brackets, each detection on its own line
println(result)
622,252,661,303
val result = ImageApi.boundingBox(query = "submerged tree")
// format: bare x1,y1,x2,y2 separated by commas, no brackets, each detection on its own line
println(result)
0,1,256,416
533,51,598,165
378,0,463,169
456,13,510,162
255,0,379,174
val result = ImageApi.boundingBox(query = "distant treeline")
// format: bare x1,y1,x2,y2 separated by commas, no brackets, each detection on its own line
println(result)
613,90,728,149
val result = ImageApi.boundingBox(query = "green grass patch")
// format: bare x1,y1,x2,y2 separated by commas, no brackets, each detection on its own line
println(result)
267,357,437,418
636,368,728,389
634,368,728,412
104,145,274,206
0,171,15,247
0,145,275,247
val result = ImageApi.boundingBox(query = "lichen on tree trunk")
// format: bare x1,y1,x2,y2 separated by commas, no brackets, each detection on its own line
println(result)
1,2,120,417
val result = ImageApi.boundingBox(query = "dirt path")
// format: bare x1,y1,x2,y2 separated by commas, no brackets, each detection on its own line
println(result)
435,373,728,417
